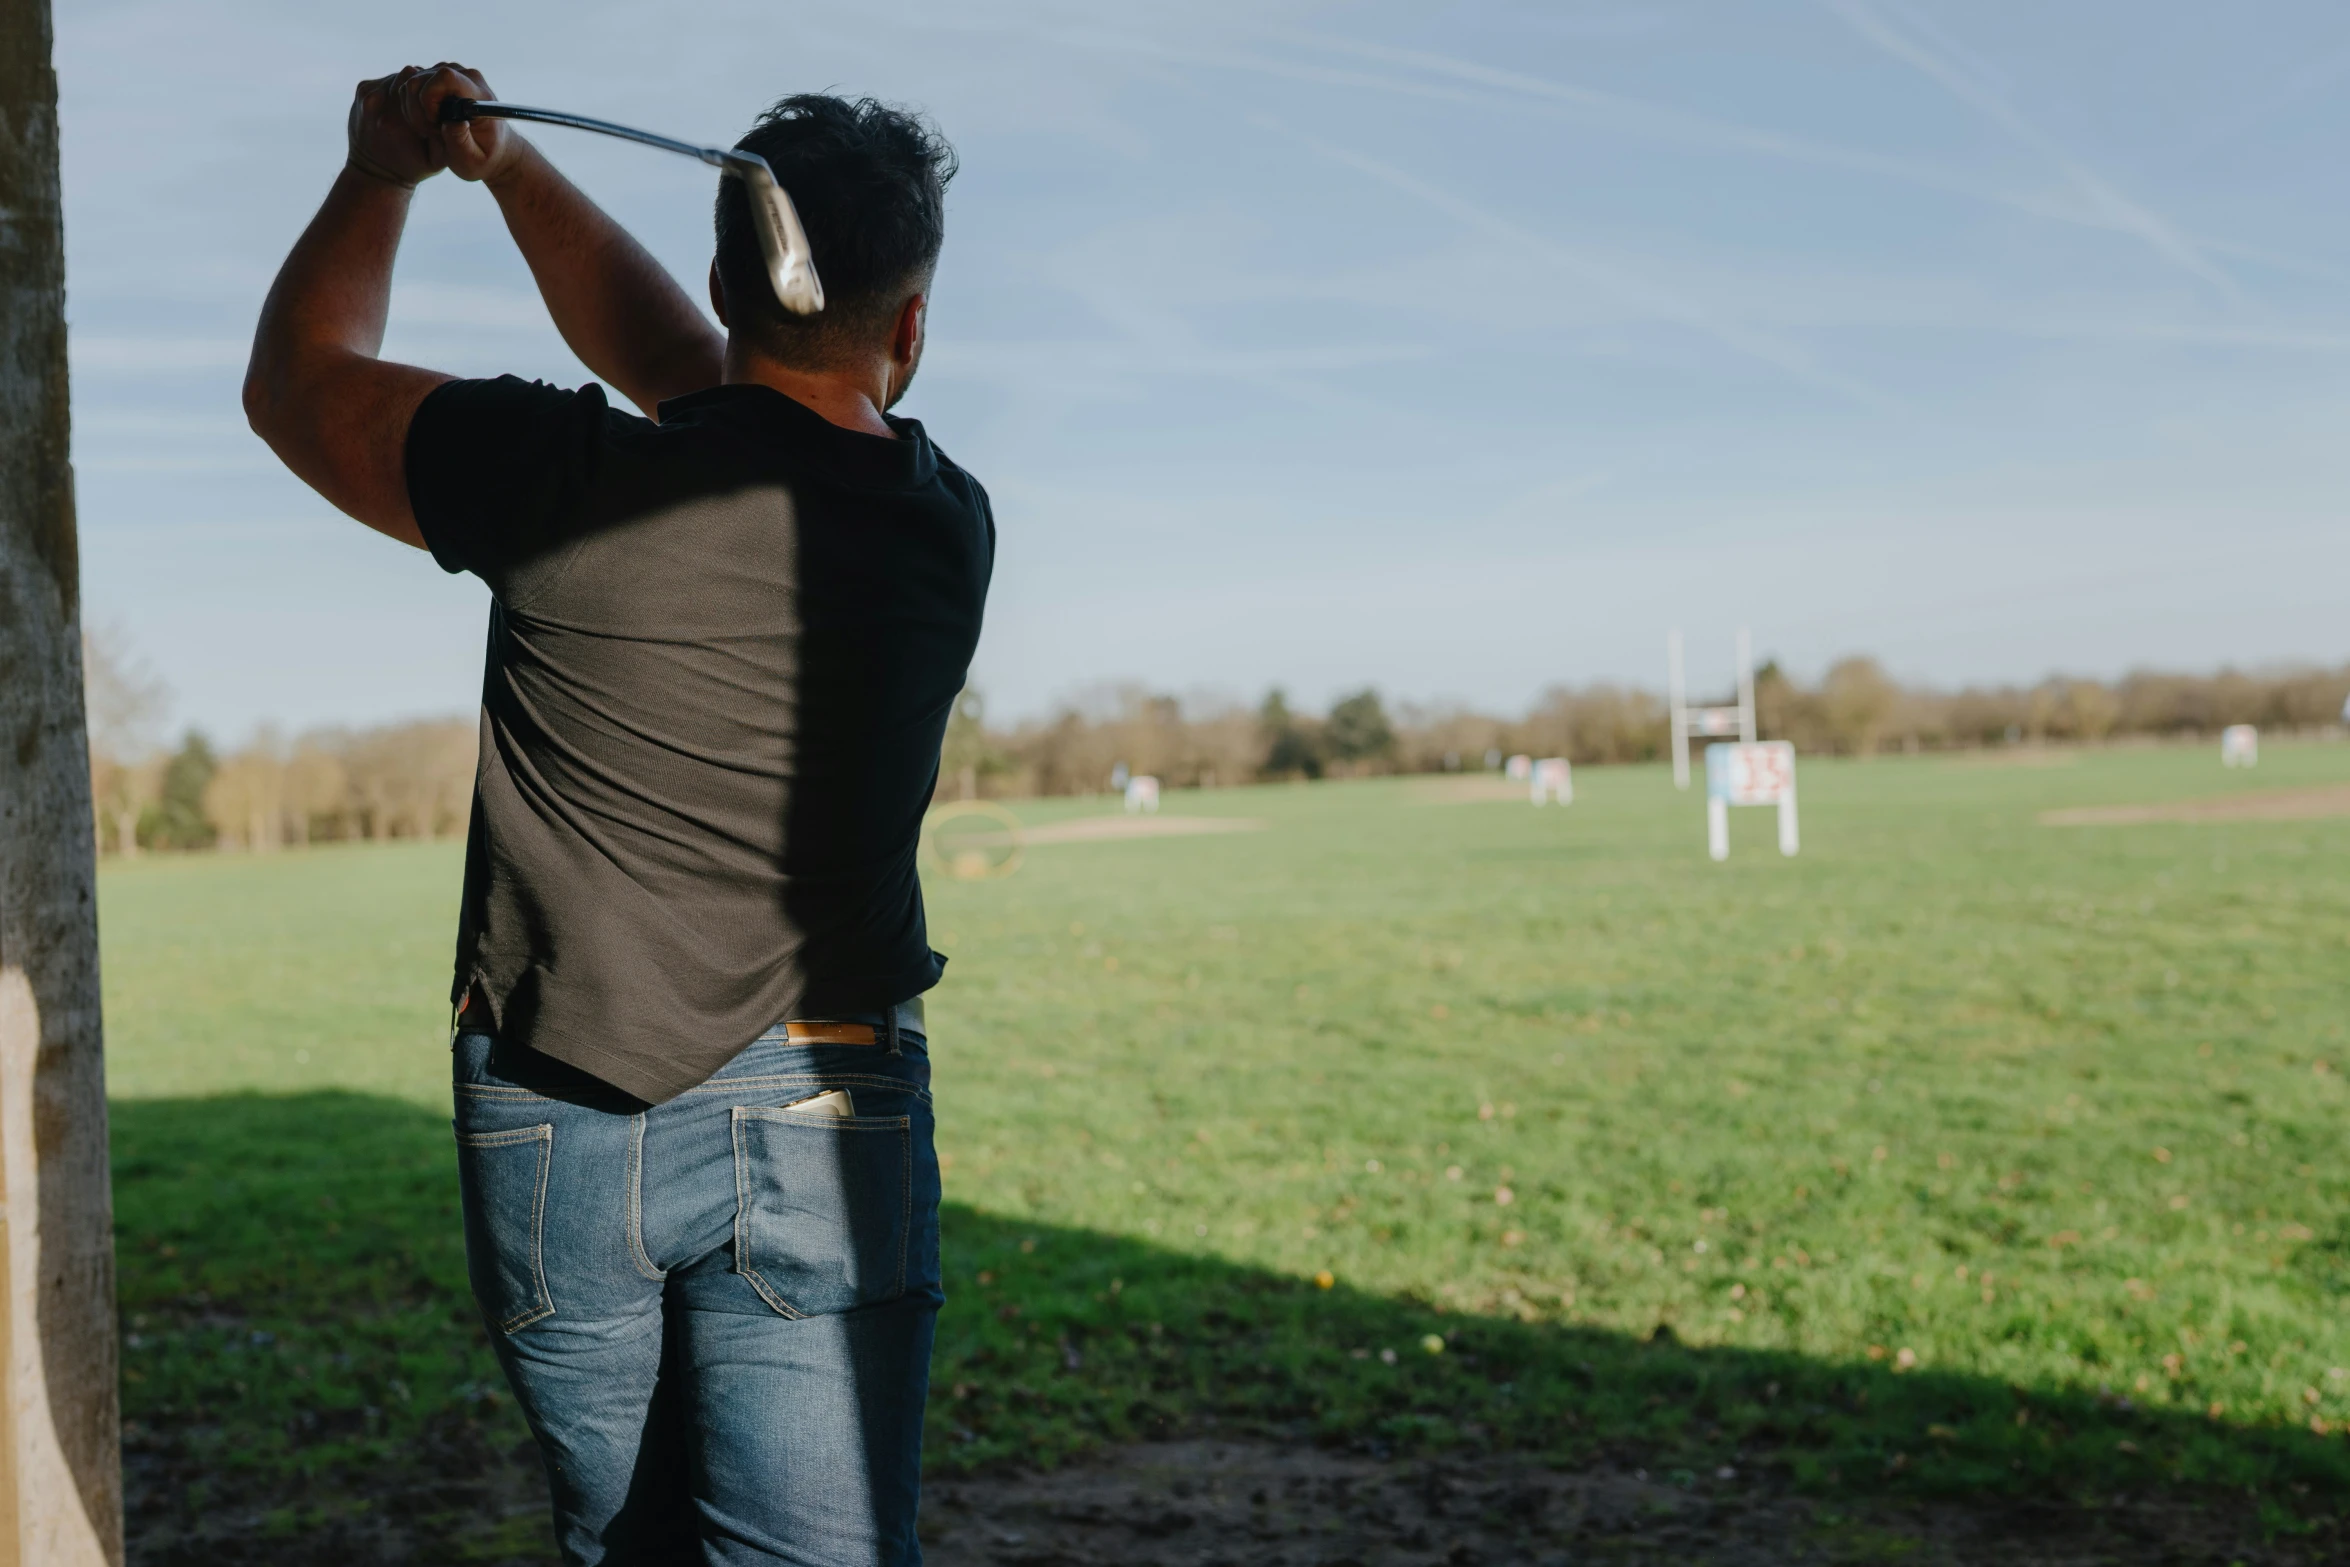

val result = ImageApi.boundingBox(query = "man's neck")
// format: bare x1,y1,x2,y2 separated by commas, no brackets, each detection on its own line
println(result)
721,341,895,438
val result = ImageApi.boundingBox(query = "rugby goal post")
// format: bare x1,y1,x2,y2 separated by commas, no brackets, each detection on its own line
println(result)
1669,627,1756,790
0,4,125,1559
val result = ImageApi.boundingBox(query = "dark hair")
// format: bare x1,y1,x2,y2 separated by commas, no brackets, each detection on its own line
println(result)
714,94,956,368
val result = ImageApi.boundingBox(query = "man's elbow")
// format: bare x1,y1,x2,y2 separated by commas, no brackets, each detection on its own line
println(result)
241,358,282,446
241,357,320,473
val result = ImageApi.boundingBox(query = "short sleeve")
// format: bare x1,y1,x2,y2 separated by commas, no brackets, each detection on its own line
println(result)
404,376,613,597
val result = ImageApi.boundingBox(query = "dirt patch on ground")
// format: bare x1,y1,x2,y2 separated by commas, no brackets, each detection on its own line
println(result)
124,1413,555,1566
1021,815,1268,845
922,1439,2342,1567
1410,778,1532,803
2041,785,2350,827
125,1429,2344,1564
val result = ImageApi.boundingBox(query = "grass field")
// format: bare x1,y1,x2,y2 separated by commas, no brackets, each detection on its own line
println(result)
102,743,2350,1552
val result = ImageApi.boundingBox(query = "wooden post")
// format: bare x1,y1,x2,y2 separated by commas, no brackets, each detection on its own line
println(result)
0,0,126,1561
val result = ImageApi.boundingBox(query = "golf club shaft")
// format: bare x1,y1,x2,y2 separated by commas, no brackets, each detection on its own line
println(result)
433,96,825,317
439,98,728,170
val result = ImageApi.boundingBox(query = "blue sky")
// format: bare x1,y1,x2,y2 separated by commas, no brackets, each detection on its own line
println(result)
58,0,2350,738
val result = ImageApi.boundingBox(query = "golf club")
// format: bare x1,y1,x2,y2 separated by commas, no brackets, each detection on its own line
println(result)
438,97,824,316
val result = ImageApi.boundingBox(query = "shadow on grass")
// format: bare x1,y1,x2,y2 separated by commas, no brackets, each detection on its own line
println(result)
113,1091,2346,1563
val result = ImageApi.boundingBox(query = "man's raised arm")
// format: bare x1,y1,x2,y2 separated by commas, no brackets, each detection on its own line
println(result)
412,66,724,414
243,66,455,549
246,63,728,554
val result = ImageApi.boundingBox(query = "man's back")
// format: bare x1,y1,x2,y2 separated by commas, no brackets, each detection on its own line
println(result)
410,375,994,1103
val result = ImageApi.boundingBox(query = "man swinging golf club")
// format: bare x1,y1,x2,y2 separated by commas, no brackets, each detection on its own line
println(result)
244,63,991,1565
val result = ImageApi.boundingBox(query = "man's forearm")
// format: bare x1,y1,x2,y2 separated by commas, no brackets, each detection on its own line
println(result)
485,140,723,413
243,166,449,545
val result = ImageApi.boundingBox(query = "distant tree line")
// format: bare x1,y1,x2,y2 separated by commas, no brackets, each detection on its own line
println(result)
83,630,475,857
942,657,2350,800
1747,656,2350,755
82,626,2350,852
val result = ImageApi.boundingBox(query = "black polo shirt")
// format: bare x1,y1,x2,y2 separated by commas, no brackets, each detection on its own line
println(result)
405,376,993,1103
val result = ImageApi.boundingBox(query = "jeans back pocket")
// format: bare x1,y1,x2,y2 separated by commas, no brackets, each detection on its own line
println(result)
454,1123,556,1333
731,1105,912,1318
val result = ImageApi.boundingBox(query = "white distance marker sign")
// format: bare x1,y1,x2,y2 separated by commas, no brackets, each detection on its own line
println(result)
1703,741,1798,861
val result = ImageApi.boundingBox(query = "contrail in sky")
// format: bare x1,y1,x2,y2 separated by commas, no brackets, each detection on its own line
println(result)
1055,18,2319,291
1276,122,1899,412
1824,0,2243,301
1268,24,2068,206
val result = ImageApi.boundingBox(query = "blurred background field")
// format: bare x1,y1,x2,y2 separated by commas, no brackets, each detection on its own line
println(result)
104,745,2350,1551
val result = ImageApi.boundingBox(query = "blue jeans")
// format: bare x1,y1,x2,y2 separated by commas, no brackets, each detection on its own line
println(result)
452,1021,942,1565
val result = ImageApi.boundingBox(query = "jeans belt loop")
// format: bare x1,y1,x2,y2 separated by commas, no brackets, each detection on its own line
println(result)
884,1000,902,1057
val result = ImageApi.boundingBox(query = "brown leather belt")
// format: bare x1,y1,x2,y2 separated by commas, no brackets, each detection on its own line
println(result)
784,1020,882,1045
785,997,925,1045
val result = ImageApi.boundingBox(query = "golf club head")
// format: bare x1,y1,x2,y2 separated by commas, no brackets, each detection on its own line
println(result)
435,97,824,316
724,153,826,317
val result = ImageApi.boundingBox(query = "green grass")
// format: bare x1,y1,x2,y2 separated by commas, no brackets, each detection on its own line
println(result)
102,743,2350,1535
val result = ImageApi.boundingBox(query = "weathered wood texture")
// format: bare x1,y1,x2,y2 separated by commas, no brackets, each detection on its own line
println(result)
0,0,125,1560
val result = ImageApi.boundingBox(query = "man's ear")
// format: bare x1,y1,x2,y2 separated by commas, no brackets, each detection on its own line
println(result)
892,292,926,366
707,260,731,329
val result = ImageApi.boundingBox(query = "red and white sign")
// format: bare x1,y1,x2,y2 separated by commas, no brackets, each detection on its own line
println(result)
1707,741,1795,805
1702,741,1799,860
